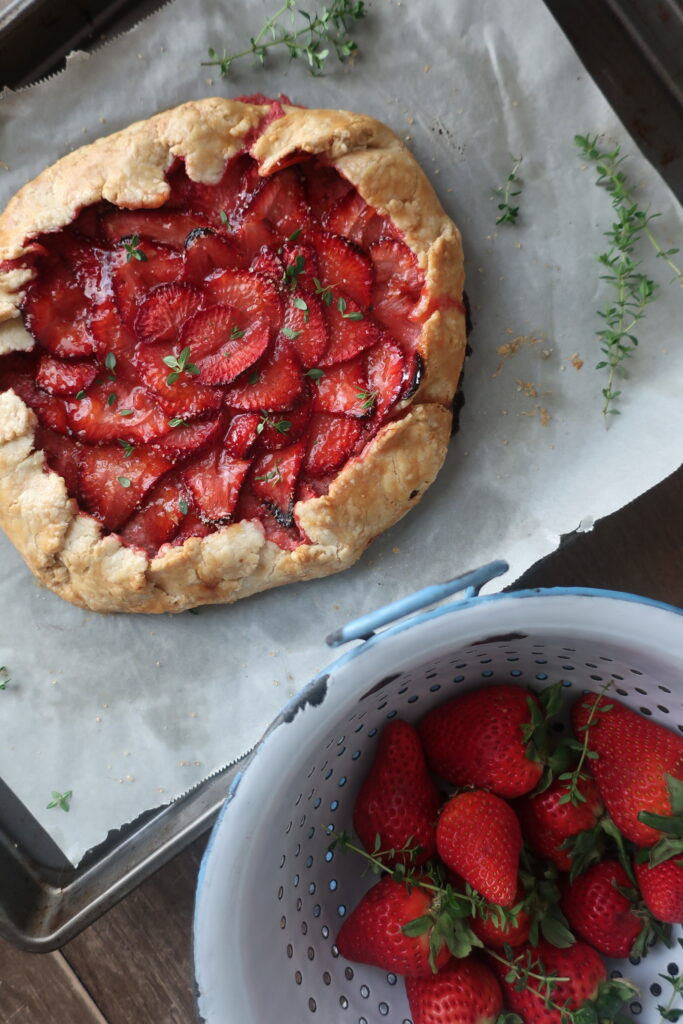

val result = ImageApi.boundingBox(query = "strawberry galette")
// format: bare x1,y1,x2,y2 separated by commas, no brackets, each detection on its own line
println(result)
0,98,465,613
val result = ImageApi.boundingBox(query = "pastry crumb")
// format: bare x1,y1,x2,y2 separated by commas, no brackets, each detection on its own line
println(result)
569,353,584,370
392,546,401,554
423,64,431,72
539,407,551,427
95,716,102,723
515,379,538,398
157,786,166,793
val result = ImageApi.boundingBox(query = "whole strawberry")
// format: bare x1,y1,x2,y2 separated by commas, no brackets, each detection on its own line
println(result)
418,684,544,797
561,859,653,959
470,881,531,948
571,692,683,846
436,790,521,906
491,939,609,1024
516,774,604,873
406,956,502,1024
335,876,450,977
352,720,440,866
635,856,683,924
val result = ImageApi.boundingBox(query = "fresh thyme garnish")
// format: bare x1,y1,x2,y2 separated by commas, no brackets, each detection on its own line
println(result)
557,681,612,808
248,370,260,385
47,790,72,812
117,439,135,458
257,413,292,435
356,388,377,411
0,666,8,690
281,326,301,340
313,277,334,305
203,0,365,78
122,234,147,263
163,346,200,386
107,392,117,407
493,155,522,225
178,498,189,515
75,389,86,400
305,367,325,380
117,476,131,488
219,209,229,226
288,228,303,241
292,295,309,321
230,326,246,340
284,253,306,288
104,352,117,379
118,409,134,417
255,459,283,483
168,417,186,428
575,133,682,418
657,942,683,1022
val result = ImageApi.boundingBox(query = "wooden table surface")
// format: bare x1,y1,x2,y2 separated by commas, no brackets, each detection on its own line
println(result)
2,463,682,1021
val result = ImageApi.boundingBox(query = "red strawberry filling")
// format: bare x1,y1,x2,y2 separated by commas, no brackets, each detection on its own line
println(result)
1,146,430,558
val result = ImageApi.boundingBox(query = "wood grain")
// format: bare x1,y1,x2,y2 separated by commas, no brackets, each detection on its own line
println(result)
0,947,107,1023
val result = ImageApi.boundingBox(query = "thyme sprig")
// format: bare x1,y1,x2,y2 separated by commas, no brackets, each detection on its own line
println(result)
657,942,683,1023
203,0,365,78
47,790,72,812
163,346,200,386
494,155,523,225
0,666,8,690
575,134,682,418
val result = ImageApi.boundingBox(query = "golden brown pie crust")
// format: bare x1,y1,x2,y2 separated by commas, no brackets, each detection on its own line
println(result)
0,98,465,613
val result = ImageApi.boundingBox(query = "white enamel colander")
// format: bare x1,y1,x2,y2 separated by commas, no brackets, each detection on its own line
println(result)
193,560,683,1024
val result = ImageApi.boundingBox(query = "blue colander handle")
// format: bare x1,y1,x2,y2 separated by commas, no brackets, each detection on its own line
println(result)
326,559,510,646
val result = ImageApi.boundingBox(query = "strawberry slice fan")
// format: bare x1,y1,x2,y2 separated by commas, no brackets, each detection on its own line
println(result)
193,563,683,1024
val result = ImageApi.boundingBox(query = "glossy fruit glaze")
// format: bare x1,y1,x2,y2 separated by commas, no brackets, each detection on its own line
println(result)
0,146,426,557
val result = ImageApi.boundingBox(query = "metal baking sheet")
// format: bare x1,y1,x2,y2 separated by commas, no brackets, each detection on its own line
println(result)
0,0,681,953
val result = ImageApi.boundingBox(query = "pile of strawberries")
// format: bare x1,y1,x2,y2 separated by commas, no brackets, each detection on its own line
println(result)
0,143,426,556
330,684,683,1023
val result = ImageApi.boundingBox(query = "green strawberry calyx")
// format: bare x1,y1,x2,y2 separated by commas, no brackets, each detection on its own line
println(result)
637,775,683,866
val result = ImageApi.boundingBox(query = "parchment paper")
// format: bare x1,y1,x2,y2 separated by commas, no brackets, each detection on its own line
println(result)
0,0,681,865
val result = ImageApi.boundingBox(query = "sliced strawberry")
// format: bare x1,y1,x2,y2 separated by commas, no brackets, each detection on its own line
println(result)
187,153,255,226
304,413,362,476
233,219,280,263
241,167,310,239
366,335,406,419
171,504,213,546
183,447,251,523
101,209,204,250
402,351,424,400
119,472,186,556
282,292,328,367
247,99,287,146
320,297,382,366
164,161,197,210
23,261,97,358
224,412,261,458
324,190,385,248
78,445,172,531
34,425,81,493
0,354,70,434
302,162,353,222
280,241,319,294
223,340,303,412
133,282,200,345
312,354,367,417
369,238,424,349
89,299,138,365
204,268,282,331
133,342,223,419
110,242,182,327
151,414,223,458
180,308,270,385
256,394,312,450
36,355,98,397
71,206,103,241
249,246,284,282
185,228,245,285
250,440,306,527
67,380,169,444
297,474,334,501
314,230,373,308
233,484,303,550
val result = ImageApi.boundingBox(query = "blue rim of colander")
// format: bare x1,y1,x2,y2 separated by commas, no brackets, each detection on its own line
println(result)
191,559,683,1021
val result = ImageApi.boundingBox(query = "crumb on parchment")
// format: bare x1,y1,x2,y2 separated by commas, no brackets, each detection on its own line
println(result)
492,335,545,378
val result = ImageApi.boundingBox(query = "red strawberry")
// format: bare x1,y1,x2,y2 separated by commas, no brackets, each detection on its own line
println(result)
204,268,282,330
352,719,440,867
78,445,172,531
171,504,212,546
635,856,683,924
571,692,683,846
223,340,303,412
366,335,406,420
406,957,503,1024
134,282,200,344
182,447,251,522
119,472,187,556
469,881,531,949
418,684,544,798
250,440,305,527
151,414,223,458
255,396,312,450
101,209,203,250
249,245,284,282
492,939,608,1024
180,307,270,386
314,230,373,308
71,206,102,241
304,413,362,477
516,775,604,873
320,297,383,366
301,162,353,222
241,167,309,239
369,238,424,349
89,299,137,362
132,343,223,420
561,859,654,958
312,355,368,417
324,190,385,248
186,153,254,226
436,790,522,906
280,240,320,294
282,292,329,367
34,425,81,493
67,381,168,444
224,412,261,458
23,259,97,358
111,241,182,326
0,354,70,434
184,227,245,286
335,876,450,978
234,219,280,263
36,355,98,397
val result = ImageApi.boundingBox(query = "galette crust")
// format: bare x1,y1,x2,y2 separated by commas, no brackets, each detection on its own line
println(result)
0,98,465,614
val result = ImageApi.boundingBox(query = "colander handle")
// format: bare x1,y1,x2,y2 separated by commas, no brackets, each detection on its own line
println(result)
326,559,509,646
